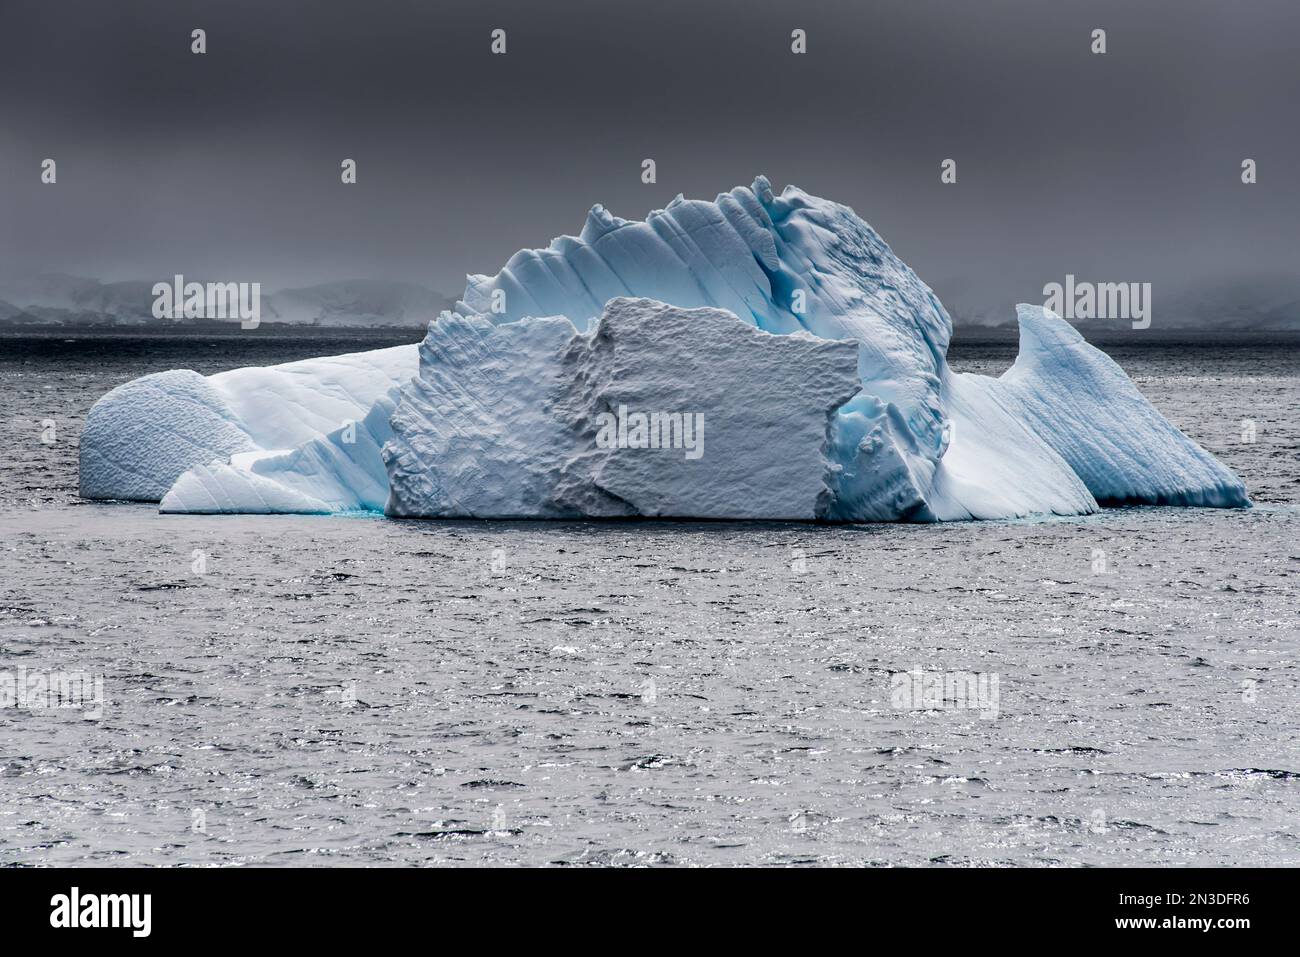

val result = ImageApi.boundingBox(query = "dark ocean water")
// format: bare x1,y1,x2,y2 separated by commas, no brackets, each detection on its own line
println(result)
0,335,1296,866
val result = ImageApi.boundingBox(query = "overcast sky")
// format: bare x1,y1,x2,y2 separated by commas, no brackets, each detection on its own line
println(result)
2,0,1296,319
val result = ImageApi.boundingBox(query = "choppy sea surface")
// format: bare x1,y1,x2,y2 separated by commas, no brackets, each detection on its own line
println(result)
0,334,1297,866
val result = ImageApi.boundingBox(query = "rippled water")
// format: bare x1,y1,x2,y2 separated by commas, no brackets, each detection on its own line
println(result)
1,334,1297,866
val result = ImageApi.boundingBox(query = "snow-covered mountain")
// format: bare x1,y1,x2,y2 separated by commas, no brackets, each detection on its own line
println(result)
0,274,159,326
6,270,1296,334
938,274,1300,332
0,275,454,329
1164,274,1300,332
262,280,455,328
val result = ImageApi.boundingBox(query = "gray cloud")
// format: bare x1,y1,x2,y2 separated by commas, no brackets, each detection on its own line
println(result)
1,0,1296,323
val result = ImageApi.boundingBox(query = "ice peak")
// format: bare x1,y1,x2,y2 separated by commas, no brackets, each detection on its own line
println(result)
579,203,627,243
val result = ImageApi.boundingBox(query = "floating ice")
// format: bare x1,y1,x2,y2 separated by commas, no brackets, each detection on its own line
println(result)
385,298,862,519
159,389,399,514
81,346,414,504
79,369,255,502
990,305,1248,508
80,177,1250,520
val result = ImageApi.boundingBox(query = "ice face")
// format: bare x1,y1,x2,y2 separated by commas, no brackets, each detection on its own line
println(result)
385,298,862,519
460,176,952,516
383,313,580,518
81,177,1250,520
544,298,862,520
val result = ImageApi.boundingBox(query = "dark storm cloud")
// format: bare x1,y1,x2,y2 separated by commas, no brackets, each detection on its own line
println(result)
1,0,1297,320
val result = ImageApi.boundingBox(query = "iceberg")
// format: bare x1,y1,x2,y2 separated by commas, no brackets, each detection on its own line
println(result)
80,177,1250,521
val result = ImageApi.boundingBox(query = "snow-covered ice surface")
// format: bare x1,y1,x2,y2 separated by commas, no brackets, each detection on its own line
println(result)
83,345,414,509
78,369,256,501
79,178,1249,521
160,390,399,514
993,306,1249,507
204,344,414,451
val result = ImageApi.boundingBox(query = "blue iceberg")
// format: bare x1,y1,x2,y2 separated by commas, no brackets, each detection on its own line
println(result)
80,177,1248,520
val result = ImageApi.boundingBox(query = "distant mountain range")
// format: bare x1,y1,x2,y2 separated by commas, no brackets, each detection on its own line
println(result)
940,273,1300,333
3,272,1297,334
0,275,457,329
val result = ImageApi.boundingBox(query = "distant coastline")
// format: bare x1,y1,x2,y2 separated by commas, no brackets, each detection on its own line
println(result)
5,322,1298,351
